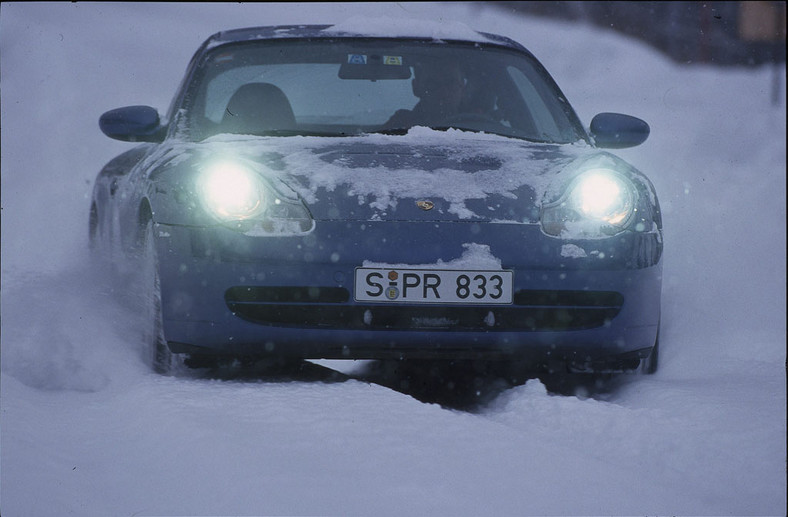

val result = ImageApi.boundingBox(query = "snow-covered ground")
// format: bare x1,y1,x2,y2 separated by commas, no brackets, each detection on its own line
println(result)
1,3,785,515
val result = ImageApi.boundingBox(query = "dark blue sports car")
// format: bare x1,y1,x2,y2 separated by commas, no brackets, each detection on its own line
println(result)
91,23,662,374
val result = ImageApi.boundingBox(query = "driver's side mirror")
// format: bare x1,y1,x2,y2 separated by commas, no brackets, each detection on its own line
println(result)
99,105,164,142
590,112,649,149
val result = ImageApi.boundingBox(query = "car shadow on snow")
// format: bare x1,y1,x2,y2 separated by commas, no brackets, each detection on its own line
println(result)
344,359,634,411
179,357,353,384
178,357,634,411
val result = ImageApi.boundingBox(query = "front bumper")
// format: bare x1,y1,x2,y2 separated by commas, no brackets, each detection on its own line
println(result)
154,220,662,367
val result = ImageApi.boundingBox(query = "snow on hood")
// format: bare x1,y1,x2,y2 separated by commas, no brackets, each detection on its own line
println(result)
158,128,592,223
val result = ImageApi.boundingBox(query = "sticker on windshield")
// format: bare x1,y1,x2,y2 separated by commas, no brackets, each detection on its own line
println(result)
383,56,403,66
347,54,368,65
214,53,234,64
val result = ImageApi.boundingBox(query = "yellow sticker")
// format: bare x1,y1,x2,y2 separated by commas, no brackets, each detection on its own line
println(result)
383,56,403,66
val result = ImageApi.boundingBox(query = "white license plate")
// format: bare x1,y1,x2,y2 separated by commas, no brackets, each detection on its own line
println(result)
354,268,513,304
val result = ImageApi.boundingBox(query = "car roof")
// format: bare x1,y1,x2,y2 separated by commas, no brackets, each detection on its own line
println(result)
204,22,528,53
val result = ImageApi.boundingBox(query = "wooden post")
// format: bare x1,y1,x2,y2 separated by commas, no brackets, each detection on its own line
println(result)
738,1,786,106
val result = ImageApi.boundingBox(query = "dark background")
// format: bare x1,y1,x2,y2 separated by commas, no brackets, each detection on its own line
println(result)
493,1,786,66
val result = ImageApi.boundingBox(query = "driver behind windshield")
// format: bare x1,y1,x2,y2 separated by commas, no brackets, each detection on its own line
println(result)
384,60,466,129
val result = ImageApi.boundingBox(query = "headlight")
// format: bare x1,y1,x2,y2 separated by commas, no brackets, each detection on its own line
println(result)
194,158,314,235
570,171,635,225
197,160,267,221
542,169,637,237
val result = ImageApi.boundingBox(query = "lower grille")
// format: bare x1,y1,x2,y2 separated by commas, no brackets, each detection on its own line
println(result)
225,286,623,332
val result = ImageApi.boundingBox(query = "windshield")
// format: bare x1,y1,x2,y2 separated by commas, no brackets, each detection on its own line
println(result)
184,39,585,143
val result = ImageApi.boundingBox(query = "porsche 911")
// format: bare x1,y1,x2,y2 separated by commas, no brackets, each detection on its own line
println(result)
90,23,662,375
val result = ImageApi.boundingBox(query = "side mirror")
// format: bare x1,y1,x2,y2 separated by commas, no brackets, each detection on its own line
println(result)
99,105,164,142
590,112,649,149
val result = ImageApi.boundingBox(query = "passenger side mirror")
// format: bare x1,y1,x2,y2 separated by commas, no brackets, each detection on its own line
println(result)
590,112,650,149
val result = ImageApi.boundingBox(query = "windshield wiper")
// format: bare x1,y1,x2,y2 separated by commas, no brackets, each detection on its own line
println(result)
255,129,357,137
368,127,411,136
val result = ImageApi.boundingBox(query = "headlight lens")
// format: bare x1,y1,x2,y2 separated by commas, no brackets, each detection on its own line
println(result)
542,169,636,237
198,160,267,221
193,159,315,235
570,171,634,225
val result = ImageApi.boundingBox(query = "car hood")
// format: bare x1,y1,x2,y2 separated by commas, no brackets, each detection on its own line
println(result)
171,129,592,223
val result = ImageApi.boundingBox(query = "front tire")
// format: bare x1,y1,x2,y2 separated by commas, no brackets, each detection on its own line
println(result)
89,204,99,251
140,218,174,374
641,326,660,374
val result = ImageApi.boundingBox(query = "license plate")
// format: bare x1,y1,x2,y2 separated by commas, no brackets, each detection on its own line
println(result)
354,268,513,304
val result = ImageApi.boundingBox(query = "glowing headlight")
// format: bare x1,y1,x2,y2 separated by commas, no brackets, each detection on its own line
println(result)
570,171,634,225
541,169,636,237
198,161,267,221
